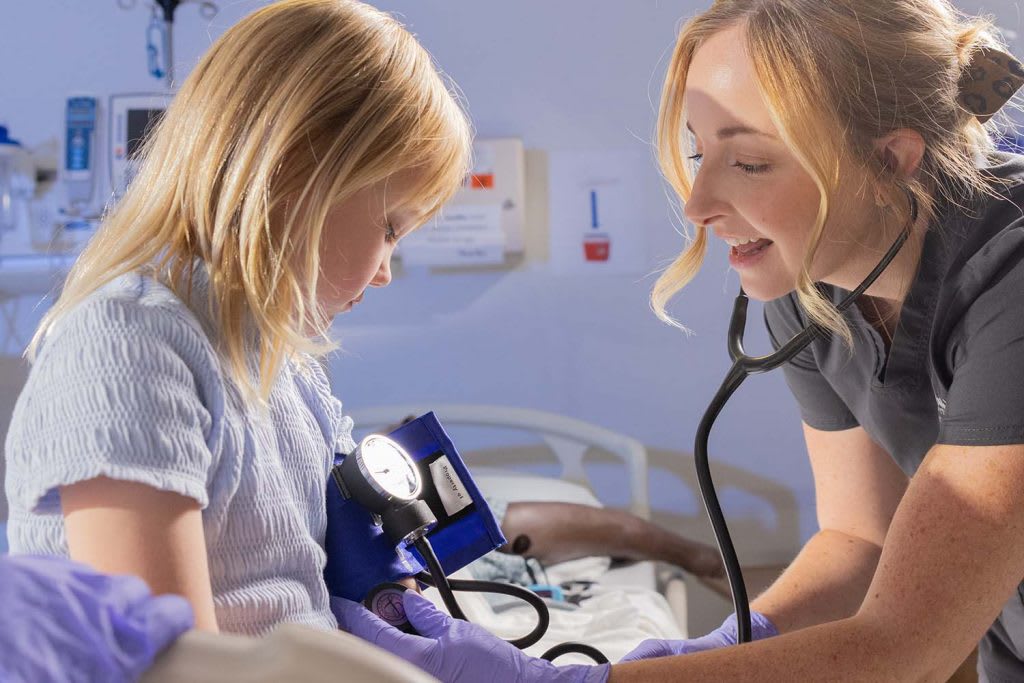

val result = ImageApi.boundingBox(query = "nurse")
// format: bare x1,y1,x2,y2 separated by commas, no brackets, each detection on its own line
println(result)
335,1,1024,681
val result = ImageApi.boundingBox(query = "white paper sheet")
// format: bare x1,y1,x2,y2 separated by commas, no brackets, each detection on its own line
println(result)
547,149,657,275
399,204,505,266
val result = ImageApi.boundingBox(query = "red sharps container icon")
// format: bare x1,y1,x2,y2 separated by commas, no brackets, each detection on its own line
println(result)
584,234,610,261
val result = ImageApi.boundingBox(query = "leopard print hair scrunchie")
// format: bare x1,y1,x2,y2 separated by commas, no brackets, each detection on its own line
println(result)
957,46,1024,123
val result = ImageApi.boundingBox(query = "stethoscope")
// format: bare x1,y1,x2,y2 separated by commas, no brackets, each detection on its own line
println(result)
697,192,918,643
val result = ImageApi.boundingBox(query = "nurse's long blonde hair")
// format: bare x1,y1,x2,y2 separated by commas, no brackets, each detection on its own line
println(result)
653,0,1011,342
31,0,471,400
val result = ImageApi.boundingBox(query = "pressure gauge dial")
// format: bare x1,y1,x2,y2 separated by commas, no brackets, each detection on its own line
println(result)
341,434,423,509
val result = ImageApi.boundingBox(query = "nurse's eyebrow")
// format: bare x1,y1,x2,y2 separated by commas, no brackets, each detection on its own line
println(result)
685,121,776,139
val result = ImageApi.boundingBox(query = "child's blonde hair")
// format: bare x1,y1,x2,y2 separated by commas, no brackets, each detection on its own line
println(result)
31,0,472,400
653,0,1013,343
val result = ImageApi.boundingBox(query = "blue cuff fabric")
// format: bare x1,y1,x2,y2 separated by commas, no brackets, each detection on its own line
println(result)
323,460,426,602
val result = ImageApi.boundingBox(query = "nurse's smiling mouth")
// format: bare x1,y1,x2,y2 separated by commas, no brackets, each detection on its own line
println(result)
718,234,775,269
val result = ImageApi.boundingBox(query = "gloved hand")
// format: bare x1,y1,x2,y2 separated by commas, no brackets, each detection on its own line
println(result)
0,554,194,683
619,611,778,661
333,591,610,683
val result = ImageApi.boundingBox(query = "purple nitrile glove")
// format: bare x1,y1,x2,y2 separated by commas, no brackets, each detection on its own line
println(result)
0,554,194,683
619,611,778,661
333,591,610,683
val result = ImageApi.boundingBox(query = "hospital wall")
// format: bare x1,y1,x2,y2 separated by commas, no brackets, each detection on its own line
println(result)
0,1,1019,564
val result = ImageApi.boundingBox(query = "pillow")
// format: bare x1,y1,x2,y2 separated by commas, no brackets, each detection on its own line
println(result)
470,467,603,509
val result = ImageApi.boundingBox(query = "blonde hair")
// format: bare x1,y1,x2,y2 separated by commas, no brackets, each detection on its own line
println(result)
653,0,1012,342
32,0,472,400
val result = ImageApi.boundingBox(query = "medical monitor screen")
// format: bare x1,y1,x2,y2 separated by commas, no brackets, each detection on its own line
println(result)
126,108,165,160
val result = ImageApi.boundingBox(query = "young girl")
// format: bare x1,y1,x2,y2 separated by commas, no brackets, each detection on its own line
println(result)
5,0,470,635
335,1,1024,682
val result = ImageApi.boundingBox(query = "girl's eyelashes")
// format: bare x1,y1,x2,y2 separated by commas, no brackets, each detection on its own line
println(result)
384,222,398,243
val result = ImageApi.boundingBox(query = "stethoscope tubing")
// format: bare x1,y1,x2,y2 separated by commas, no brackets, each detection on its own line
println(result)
698,194,917,643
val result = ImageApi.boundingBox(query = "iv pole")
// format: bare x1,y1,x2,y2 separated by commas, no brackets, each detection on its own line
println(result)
117,0,219,90
153,0,179,90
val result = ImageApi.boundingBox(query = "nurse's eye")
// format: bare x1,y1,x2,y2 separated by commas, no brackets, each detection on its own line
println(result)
687,153,704,164
732,161,771,175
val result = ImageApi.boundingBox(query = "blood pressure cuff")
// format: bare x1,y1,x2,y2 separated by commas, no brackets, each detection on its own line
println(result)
390,412,506,574
323,451,426,602
323,412,506,602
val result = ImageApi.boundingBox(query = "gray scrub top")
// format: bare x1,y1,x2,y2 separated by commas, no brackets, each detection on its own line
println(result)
764,152,1024,683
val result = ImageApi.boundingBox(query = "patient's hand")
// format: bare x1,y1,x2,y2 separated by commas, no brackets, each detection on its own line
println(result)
498,502,725,579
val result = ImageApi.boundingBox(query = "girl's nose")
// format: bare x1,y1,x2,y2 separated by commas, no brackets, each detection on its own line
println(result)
370,256,392,287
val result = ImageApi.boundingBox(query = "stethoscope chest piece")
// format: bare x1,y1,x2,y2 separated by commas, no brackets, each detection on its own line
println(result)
363,582,418,634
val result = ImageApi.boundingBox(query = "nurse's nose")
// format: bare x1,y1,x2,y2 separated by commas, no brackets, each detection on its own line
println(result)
683,166,728,229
